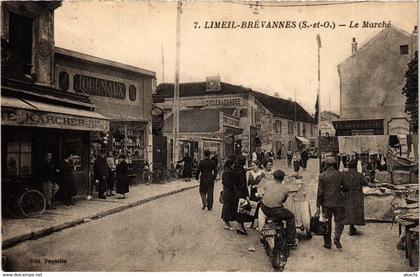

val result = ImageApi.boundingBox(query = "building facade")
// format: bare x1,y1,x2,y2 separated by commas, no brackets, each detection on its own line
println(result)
1,2,109,197
335,25,418,136
153,79,316,163
54,48,156,183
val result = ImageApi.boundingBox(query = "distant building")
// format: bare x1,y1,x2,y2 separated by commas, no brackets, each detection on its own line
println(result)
153,79,316,163
319,111,339,136
334,25,418,136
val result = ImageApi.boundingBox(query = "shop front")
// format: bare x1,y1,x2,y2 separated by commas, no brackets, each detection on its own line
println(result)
1,91,109,199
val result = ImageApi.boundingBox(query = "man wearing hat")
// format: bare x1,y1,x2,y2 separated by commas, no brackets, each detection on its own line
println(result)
196,150,217,210
260,169,297,247
317,156,345,249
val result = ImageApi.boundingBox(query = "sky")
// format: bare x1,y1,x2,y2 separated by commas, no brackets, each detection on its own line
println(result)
54,1,418,115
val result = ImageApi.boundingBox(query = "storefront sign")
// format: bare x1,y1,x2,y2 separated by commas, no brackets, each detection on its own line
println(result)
223,114,240,127
387,118,410,135
73,74,126,99
205,97,242,107
2,108,109,132
333,119,383,130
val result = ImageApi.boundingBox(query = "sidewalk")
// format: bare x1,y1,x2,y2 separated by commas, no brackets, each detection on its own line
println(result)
2,180,198,249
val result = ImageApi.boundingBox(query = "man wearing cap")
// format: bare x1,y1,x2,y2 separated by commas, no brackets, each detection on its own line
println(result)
317,156,345,249
260,169,297,247
196,150,217,210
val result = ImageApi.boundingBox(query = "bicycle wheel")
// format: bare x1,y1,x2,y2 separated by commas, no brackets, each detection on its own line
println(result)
142,171,152,185
6,194,21,218
19,190,46,218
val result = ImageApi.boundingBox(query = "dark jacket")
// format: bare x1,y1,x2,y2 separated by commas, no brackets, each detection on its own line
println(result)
317,166,344,208
116,160,129,194
342,169,367,225
196,158,217,185
232,164,251,223
40,159,58,182
94,155,109,180
221,167,236,222
301,150,309,161
179,156,193,178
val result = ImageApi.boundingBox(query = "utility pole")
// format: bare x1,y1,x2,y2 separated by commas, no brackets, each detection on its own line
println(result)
172,1,182,164
316,34,322,172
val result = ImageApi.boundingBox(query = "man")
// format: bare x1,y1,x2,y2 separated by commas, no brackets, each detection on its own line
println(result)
40,153,60,209
61,151,76,205
300,148,309,171
196,150,217,210
94,150,110,199
316,156,345,249
261,170,297,247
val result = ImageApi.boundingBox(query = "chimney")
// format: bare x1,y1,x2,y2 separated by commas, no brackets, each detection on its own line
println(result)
351,37,358,54
274,92,280,98
412,26,418,57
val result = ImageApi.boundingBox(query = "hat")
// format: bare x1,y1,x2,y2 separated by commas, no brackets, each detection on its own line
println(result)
323,157,337,164
273,170,286,181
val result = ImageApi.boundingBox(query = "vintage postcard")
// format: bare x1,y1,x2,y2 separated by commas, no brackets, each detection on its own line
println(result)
1,0,418,273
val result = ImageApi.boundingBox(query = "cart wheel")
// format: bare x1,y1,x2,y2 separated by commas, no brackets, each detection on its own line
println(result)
306,229,313,240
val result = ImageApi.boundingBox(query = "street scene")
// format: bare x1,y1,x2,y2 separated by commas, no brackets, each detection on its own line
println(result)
1,0,419,273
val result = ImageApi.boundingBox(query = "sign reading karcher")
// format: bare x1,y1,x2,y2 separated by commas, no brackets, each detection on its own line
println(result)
2,107,109,132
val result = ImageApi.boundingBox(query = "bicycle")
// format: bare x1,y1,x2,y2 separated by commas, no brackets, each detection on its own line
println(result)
4,178,46,218
142,162,167,184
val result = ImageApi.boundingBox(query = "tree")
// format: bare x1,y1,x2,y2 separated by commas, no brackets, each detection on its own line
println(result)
402,51,418,134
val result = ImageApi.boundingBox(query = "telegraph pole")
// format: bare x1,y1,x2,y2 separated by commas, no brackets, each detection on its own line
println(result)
172,1,182,164
317,34,322,172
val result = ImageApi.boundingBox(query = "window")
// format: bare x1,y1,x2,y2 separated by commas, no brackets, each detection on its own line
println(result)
302,123,306,137
288,121,294,135
310,124,314,136
400,45,409,55
275,120,282,134
239,108,248,117
8,13,34,76
6,131,32,176
297,122,302,136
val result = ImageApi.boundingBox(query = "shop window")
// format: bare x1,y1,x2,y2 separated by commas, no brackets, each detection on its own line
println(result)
64,138,84,172
400,45,409,55
6,131,32,176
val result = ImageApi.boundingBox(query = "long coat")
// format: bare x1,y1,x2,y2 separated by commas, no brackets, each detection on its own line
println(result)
116,160,129,194
60,160,76,197
342,169,367,225
221,167,236,222
232,164,252,223
196,158,217,193
179,156,193,178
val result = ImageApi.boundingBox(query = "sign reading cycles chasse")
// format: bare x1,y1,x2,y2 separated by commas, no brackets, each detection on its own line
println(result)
73,74,126,99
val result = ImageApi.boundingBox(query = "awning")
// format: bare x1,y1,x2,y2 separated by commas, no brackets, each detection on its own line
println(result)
1,96,109,132
296,136,310,145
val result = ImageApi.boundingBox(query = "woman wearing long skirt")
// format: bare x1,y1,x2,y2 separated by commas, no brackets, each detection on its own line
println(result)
179,154,193,181
342,159,367,235
232,155,252,235
116,155,129,199
247,160,265,229
221,158,236,231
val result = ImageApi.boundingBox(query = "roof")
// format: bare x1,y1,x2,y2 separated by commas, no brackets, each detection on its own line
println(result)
155,81,314,123
155,82,252,98
338,25,412,67
55,47,156,77
252,91,315,123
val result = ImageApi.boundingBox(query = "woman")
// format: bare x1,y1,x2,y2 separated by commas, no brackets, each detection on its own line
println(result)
179,154,193,182
232,155,252,235
106,151,116,196
248,161,265,201
342,159,367,235
247,160,265,229
287,150,293,168
292,153,300,177
116,154,129,199
221,158,236,231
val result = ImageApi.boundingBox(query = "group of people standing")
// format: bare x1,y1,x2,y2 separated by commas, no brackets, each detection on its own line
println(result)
220,156,275,235
317,156,367,249
94,150,129,199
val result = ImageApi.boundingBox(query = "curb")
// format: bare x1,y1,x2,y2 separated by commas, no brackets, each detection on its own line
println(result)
2,184,198,249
